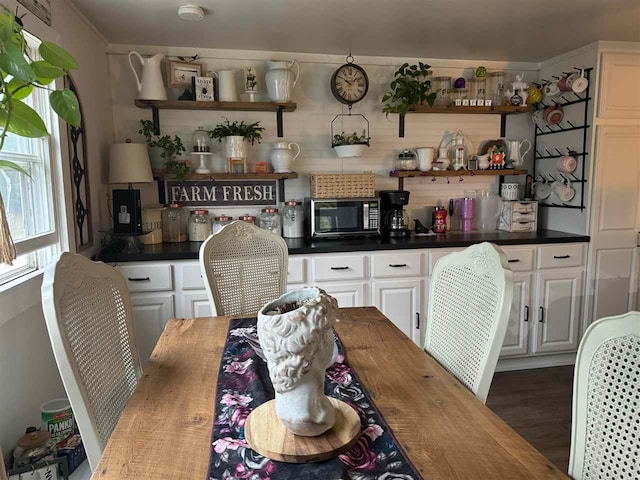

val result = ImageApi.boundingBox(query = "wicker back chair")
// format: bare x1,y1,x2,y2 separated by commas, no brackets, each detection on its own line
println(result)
424,242,513,403
41,253,142,470
199,220,288,317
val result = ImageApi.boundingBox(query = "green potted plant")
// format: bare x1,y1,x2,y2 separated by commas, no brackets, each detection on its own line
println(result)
0,8,81,264
332,130,370,158
208,117,264,167
138,119,189,177
382,62,437,116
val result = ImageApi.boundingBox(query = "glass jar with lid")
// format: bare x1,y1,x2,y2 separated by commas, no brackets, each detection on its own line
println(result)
162,204,188,242
258,208,281,236
433,76,452,105
468,77,486,103
192,126,211,153
488,71,507,106
396,149,417,171
238,214,256,224
188,209,211,241
212,214,233,234
282,201,304,238
452,87,469,106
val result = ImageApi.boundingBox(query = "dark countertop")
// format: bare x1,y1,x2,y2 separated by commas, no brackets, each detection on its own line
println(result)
95,229,589,263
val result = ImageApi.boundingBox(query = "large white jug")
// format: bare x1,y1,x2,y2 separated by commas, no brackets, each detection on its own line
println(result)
265,60,300,102
213,70,238,102
128,52,167,100
270,142,301,173
502,138,532,168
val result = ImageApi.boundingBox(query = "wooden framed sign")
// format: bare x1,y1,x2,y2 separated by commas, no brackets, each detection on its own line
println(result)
166,180,279,206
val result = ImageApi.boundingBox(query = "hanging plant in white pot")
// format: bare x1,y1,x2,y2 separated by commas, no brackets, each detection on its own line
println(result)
332,130,370,158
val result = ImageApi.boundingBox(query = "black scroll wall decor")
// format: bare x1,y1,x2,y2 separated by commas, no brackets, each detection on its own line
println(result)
64,74,93,251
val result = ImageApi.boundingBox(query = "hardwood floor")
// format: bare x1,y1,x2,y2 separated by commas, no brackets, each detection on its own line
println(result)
487,366,574,474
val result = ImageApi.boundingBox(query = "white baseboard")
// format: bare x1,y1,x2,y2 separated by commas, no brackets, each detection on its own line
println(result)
496,352,577,372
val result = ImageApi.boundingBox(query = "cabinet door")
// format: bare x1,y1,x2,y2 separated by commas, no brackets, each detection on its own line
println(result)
316,282,366,308
130,293,175,365
533,270,584,354
373,279,422,344
500,273,533,357
181,291,213,318
598,52,640,119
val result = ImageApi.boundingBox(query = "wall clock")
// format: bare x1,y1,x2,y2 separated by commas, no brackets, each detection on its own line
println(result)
331,54,369,106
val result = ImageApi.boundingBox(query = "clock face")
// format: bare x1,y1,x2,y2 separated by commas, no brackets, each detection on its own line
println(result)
331,63,369,105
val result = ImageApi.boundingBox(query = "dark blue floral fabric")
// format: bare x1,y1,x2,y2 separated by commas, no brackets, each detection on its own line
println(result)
208,317,422,480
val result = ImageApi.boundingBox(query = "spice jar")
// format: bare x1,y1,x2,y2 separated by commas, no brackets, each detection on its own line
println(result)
162,204,188,242
212,214,233,234
188,209,211,241
238,214,256,224
282,201,304,238
396,149,417,171
258,208,281,236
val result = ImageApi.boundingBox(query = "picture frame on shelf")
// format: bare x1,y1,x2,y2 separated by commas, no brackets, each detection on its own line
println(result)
167,60,203,88
228,158,247,174
195,76,214,101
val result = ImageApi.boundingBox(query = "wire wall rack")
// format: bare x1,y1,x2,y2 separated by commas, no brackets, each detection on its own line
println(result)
532,67,592,211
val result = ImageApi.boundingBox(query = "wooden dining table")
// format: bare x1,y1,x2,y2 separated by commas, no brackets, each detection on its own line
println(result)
92,307,569,479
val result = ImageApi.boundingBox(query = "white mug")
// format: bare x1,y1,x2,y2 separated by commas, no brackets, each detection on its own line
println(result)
501,183,520,201
416,147,434,171
556,155,577,173
552,178,575,202
532,179,551,200
212,70,238,101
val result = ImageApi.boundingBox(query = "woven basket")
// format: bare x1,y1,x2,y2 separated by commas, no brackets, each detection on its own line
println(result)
310,173,376,198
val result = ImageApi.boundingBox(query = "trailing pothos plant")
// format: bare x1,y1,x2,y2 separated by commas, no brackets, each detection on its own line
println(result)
382,62,436,116
0,8,81,265
138,119,189,178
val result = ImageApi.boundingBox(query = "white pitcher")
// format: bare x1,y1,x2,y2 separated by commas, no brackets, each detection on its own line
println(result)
128,52,167,100
502,138,532,168
265,60,300,102
212,70,238,102
270,142,300,173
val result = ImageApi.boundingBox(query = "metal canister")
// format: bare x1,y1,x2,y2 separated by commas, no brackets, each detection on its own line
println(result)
238,214,256,224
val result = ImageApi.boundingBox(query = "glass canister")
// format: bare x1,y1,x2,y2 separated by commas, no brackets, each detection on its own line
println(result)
282,201,305,238
468,77,486,102
488,71,507,106
258,208,281,236
396,149,418,170
452,87,469,106
212,214,233,234
238,214,256,224
162,204,188,242
188,209,211,241
433,76,452,105
192,125,211,153
424,69,434,95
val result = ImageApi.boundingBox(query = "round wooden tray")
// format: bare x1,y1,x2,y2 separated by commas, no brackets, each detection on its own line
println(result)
244,397,361,463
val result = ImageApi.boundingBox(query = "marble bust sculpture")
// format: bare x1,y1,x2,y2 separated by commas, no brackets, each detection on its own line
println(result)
257,287,339,436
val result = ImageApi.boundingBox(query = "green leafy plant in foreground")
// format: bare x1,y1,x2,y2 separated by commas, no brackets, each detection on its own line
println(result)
208,117,264,145
138,119,188,178
382,62,437,116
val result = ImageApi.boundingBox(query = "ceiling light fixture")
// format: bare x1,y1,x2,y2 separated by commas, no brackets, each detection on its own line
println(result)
178,4,205,21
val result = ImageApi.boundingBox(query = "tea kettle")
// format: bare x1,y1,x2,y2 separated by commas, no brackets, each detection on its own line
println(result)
129,51,167,100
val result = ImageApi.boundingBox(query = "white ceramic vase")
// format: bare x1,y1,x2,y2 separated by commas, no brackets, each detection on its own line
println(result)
265,60,300,102
225,136,248,159
258,287,339,437
270,141,300,173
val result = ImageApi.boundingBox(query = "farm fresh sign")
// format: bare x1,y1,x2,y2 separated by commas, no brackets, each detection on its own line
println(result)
166,180,278,206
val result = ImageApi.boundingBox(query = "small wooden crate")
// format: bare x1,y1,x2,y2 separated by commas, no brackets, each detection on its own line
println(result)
310,173,376,198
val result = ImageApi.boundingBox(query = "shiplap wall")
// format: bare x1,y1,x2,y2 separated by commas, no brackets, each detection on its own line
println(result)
107,45,536,226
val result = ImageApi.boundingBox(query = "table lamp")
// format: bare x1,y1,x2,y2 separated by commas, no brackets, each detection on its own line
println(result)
109,140,154,234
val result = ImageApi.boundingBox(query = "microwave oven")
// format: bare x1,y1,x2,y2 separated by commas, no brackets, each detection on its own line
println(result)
306,197,380,238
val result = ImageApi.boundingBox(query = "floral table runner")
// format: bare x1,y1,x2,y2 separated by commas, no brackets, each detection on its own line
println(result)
208,317,422,480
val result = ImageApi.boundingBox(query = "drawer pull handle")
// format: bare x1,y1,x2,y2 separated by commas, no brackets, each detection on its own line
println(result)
539,306,544,323
553,255,571,259
508,259,520,263
389,263,408,268
524,305,529,322
330,266,350,270
128,277,150,282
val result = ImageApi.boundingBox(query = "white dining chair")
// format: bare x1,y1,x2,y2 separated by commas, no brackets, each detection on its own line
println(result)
424,242,513,403
199,220,288,317
41,252,142,471
568,311,639,480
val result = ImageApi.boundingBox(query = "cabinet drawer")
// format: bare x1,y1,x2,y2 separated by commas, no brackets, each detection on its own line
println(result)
116,264,173,292
181,263,206,290
288,257,306,284
312,255,365,282
372,252,422,278
501,247,535,272
428,249,463,274
538,244,585,269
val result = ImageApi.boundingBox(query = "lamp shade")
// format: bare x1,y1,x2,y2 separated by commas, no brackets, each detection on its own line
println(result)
109,142,154,184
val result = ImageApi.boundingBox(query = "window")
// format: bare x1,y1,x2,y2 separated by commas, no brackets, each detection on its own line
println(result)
0,32,60,286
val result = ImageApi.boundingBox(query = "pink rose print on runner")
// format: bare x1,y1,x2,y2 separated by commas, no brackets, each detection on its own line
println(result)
221,392,252,407
326,362,352,386
363,424,384,442
230,407,250,428
224,358,253,375
212,437,247,454
338,436,378,470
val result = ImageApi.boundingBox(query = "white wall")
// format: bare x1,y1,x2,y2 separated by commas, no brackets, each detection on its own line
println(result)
0,0,113,466
107,44,536,226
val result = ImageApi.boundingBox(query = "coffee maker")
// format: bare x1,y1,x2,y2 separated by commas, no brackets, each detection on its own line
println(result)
379,190,410,237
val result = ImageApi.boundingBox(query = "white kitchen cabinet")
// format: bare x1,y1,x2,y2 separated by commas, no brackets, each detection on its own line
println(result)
500,272,533,357
598,51,640,119
316,282,367,308
130,293,175,365
181,290,213,318
372,279,422,344
533,269,584,354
